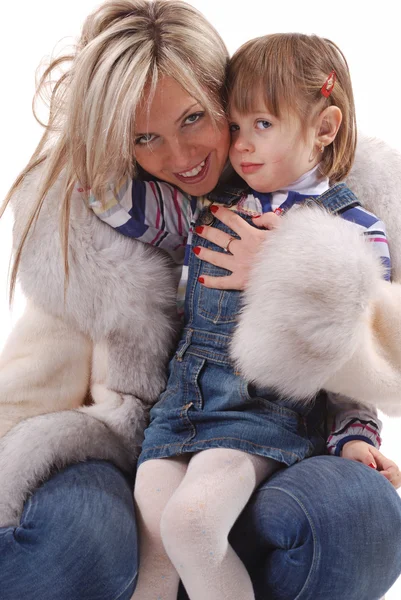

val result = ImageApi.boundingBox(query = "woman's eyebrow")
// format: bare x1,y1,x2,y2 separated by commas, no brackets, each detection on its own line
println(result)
174,102,201,124
135,102,202,136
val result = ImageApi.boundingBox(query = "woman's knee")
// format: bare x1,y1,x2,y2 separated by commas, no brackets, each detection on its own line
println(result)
230,477,315,600
232,456,401,599
0,461,138,600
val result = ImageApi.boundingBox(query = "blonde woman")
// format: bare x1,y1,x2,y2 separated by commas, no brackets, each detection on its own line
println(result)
0,1,400,599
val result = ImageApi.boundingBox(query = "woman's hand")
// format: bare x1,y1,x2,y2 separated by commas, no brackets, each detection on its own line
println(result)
342,440,401,489
193,205,281,290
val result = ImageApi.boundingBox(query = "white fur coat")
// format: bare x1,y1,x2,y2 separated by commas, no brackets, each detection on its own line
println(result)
0,135,400,526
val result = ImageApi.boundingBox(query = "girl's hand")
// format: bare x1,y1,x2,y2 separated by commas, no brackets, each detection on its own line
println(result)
341,440,401,489
193,206,281,290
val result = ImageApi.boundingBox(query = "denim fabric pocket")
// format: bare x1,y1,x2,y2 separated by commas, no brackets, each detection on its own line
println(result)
196,361,250,413
245,382,310,432
198,272,241,324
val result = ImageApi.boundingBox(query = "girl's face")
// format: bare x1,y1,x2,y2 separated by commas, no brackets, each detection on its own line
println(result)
134,77,230,196
229,100,319,192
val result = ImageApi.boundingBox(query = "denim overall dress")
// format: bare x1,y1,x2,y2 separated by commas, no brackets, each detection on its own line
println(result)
138,183,361,468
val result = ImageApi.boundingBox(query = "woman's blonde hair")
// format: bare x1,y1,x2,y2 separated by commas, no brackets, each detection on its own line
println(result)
228,33,356,184
2,0,229,300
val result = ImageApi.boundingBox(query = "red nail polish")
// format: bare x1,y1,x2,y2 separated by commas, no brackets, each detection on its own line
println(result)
253,215,261,219
195,226,204,234
369,463,377,469
198,276,205,284
210,205,218,214
193,246,201,255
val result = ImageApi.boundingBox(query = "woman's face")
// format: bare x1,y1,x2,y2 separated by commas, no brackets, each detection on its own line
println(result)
134,77,230,196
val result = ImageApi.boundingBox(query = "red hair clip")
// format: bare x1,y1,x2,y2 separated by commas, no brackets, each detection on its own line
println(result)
321,70,336,98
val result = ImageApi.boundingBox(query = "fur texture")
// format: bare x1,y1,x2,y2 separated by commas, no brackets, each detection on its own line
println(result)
0,302,91,437
232,135,401,414
323,282,401,415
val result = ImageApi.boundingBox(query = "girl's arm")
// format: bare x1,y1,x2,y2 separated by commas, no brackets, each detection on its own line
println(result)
88,178,193,259
340,208,391,281
326,395,382,456
327,396,401,488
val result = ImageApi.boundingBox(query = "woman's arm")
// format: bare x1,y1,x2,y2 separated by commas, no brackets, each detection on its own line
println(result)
192,137,401,415
1,167,182,526
194,202,401,416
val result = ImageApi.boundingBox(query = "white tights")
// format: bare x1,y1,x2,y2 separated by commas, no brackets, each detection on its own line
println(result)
132,448,279,600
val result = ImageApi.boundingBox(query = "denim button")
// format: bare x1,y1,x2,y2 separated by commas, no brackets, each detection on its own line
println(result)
199,208,215,226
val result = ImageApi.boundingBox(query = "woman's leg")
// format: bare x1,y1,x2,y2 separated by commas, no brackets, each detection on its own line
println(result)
227,455,401,600
132,456,188,600
161,448,279,600
0,460,138,600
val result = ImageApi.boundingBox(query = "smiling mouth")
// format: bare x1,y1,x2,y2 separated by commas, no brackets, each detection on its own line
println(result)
174,153,211,184
178,159,205,177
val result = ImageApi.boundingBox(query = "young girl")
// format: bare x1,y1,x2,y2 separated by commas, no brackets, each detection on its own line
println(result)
90,32,397,599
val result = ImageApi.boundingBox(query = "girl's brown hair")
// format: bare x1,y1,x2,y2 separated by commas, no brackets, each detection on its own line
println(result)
1,0,229,301
228,33,357,184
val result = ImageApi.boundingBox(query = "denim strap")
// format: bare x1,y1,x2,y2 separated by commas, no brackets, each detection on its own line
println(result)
206,184,247,206
304,182,360,215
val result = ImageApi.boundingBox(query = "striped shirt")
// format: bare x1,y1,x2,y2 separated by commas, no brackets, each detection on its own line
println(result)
326,399,383,456
88,166,389,454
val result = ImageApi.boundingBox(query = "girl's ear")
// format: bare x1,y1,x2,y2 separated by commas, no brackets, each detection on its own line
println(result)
316,106,342,147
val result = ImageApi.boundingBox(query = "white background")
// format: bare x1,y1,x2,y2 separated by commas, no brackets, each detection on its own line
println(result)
0,1,400,596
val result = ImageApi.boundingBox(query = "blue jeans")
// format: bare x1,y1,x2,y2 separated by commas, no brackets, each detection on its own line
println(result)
0,458,400,600
0,461,138,600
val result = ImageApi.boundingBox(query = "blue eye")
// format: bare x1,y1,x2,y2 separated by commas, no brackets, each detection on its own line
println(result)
256,120,271,130
135,133,156,146
229,123,239,133
184,112,205,125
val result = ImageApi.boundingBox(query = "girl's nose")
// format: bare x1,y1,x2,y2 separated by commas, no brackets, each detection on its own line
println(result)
233,133,254,153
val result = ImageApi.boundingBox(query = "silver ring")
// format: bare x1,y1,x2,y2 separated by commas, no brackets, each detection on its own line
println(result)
224,236,235,253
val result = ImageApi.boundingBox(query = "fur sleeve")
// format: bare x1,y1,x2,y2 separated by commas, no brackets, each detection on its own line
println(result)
230,206,401,416
0,168,182,526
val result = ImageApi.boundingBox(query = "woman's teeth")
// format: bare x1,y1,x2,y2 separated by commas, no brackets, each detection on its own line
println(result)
178,160,205,178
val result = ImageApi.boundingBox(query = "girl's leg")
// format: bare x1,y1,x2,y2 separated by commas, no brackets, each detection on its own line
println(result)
160,448,279,600
132,456,188,600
